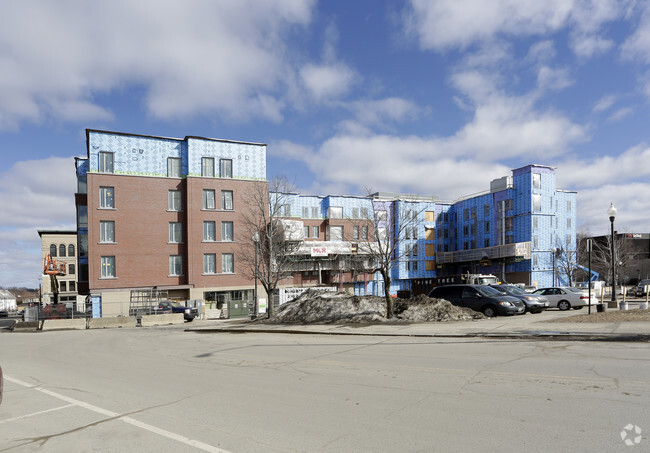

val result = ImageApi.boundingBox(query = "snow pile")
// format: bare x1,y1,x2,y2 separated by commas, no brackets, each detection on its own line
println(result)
266,290,484,324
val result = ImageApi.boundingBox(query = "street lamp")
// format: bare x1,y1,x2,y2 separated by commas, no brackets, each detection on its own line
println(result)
551,247,557,287
608,203,617,307
253,232,260,318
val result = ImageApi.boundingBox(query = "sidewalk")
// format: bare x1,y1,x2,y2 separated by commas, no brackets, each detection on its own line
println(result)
186,309,650,341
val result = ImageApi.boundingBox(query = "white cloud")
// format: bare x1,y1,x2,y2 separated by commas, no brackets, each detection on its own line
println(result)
0,157,77,287
537,66,574,91
0,0,315,129
299,63,356,101
592,94,618,113
621,2,650,63
404,0,622,58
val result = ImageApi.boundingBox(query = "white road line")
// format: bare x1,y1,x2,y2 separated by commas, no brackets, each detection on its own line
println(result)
0,403,76,424
5,375,230,453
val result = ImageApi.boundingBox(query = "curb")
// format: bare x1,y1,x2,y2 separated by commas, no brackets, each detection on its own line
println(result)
186,326,650,342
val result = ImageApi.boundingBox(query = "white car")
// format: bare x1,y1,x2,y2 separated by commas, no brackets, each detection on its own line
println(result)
532,287,599,311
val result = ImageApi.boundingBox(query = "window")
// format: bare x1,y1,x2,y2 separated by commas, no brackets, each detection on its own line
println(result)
533,194,541,212
328,207,343,219
361,226,368,240
78,206,88,227
101,256,115,278
484,205,490,217
376,210,388,222
221,190,233,210
327,225,343,241
68,244,75,256
361,207,369,219
69,281,76,292
533,217,539,229
221,221,233,241
99,152,114,173
471,207,477,219
168,157,181,177
201,157,214,177
533,173,541,189
204,221,216,241
168,190,182,211
485,221,490,233
50,244,57,256
312,226,319,238
304,226,310,238
412,243,418,256
222,253,234,273
60,281,67,292
463,209,469,220
59,244,66,257
484,238,490,247
567,218,572,228
203,189,216,210
220,159,232,178
533,235,539,248
100,221,115,243
281,204,291,216
100,186,114,208
353,226,359,240
567,200,572,212
68,264,75,275
352,207,359,218
169,222,182,243
377,227,387,240
302,207,309,218
312,207,319,218
203,253,216,274
425,211,435,222
169,255,182,276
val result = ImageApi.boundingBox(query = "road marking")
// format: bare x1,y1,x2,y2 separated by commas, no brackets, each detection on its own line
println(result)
0,403,76,424
5,376,229,453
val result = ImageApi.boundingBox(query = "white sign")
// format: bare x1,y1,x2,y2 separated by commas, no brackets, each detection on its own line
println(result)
311,246,328,257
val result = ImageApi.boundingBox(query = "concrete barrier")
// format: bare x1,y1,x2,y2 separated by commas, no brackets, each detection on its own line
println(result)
42,318,87,331
88,317,137,329
140,313,184,327
12,321,40,331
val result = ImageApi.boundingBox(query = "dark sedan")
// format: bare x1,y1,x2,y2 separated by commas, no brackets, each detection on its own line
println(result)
428,284,525,317
156,301,198,321
489,284,549,313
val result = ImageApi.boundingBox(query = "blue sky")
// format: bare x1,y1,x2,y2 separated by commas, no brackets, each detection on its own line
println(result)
1,0,650,288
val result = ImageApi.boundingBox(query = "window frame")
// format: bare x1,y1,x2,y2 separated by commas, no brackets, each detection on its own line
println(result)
100,256,116,278
203,253,217,274
203,221,216,242
100,220,115,243
167,157,181,178
203,189,216,210
221,253,234,274
169,222,182,243
98,151,114,173
221,221,234,242
99,186,114,209
220,159,233,178
169,255,182,276
168,190,182,211
221,190,233,210
201,157,215,177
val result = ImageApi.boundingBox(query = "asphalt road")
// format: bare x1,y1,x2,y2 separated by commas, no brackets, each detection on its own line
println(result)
1,325,648,452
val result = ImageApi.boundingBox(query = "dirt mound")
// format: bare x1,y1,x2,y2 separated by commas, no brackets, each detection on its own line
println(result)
265,290,484,324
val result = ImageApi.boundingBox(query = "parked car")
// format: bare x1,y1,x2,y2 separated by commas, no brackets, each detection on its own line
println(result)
428,284,525,317
531,287,599,311
489,284,549,313
155,301,198,321
634,279,650,298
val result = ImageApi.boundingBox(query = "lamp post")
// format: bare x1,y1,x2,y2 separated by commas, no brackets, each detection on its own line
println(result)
551,247,557,287
608,203,617,308
253,232,259,318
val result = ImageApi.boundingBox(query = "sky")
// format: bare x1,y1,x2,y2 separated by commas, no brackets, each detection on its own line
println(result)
1,0,650,288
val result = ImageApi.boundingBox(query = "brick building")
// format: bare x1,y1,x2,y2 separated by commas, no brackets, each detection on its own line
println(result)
75,130,268,317
38,230,79,306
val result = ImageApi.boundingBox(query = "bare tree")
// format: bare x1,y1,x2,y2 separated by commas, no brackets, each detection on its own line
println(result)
591,233,634,285
356,194,425,319
238,176,302,318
